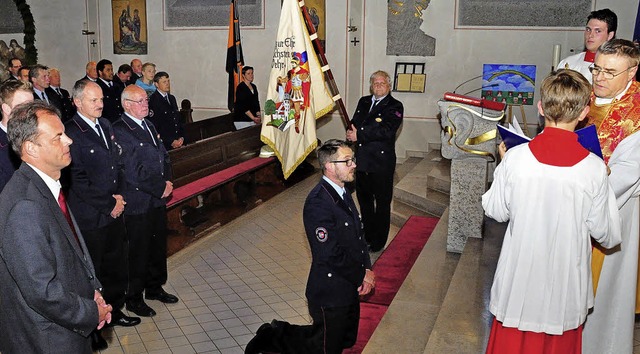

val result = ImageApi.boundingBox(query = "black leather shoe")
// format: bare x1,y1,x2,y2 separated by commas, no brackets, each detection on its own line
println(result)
108,310,141,327
126,300,156,317
245,322,277,354
91,330,108,351
145,289,179,304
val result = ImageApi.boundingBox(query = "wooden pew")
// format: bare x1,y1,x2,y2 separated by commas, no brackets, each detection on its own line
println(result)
180,99,237,143
169,124,267,189
166,123,279,236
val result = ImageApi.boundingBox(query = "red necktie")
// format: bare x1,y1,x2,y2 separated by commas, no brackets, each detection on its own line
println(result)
57,190,82,251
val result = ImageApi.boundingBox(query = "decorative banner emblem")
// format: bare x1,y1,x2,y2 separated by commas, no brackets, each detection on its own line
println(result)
265,51,310,134
260,0,334,180
315,227,328,242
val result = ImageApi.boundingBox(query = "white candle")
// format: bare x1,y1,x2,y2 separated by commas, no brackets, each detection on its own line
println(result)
552,44,561,70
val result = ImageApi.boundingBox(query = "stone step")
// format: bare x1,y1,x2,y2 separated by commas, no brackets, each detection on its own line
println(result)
422,218,505,354
391,198,435,227
427,158,451,194
363,209,460,354
395,152,450,194
394,186,449,218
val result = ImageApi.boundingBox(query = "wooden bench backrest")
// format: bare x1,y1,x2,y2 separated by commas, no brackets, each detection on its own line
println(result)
169,124,264,187
180,99,237,143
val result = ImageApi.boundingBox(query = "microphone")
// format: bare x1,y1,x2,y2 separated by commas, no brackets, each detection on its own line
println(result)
462,83,500,96
452,75,484,93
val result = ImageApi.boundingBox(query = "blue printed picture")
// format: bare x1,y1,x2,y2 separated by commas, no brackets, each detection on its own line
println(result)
481,64,536,105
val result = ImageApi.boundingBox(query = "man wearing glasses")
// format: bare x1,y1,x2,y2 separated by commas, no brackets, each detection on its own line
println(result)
582,39,640,354
113,85,178,318
246,139,374,354
346,70,403,252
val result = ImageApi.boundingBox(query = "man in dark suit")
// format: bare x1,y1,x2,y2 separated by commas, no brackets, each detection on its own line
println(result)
79,61,98,83
127,58,143,86
346,70,403,252
17,65,30,83
148,71,184,150
114,63,132,89
6,57,21,81
64,80,141,350
0,101,112,353
48,68,76,122
96,59,123,123
246,139,375,354
113,85,178,318
0,80,33,192
30,64,63,114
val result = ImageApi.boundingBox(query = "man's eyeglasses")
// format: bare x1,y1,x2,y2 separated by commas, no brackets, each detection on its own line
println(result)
125,98,149,105
589,65,635,80
330,157,356,167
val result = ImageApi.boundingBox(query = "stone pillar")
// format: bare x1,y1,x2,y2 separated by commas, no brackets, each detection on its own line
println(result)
438,100,502,253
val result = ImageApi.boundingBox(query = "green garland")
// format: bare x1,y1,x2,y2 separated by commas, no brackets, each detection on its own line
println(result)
13,0,37,65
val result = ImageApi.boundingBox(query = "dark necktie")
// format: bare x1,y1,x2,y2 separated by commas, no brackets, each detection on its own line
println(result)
370,99,379,112
95,123,108,149
141,120,157,146
41,91,49,104
343,190,354,212
57,190,82,251
165,95,170,104
55,88,62,97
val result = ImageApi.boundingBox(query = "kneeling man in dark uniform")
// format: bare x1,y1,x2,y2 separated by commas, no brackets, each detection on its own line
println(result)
245,139,375,354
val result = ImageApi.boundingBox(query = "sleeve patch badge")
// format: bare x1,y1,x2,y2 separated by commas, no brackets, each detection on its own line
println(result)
315,227,328,242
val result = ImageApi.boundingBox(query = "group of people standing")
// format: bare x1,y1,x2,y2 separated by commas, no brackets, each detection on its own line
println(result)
0,57,185,352
484,8,640,354
4,8,638,354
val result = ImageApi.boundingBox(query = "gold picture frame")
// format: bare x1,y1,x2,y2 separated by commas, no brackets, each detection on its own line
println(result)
112,0,148,55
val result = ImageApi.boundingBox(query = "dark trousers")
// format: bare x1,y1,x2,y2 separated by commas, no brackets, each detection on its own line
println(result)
273,302,360,354
124,207,168,301
81,217,128,310
355,170,394,251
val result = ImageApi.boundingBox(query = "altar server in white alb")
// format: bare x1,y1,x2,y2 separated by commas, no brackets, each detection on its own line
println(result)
557,8,616,83
482,69,621,354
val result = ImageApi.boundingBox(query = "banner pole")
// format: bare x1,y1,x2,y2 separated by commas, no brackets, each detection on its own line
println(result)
297,0,351,130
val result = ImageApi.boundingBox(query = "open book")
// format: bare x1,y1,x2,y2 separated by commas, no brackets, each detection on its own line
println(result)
497,116,603,159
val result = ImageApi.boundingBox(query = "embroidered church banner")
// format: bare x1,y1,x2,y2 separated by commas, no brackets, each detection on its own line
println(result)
261,0,334,179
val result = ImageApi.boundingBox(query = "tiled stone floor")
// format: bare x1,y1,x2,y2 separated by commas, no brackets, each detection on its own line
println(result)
94,165,640,353
98,171,399,354
99,174,317,353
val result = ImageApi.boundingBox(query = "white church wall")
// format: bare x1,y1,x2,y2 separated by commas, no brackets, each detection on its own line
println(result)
17,0,640,158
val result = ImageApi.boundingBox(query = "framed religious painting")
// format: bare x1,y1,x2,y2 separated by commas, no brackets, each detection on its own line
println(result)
164,0,264,29
112,0,148,54
304,0,325,50
455,0,593,29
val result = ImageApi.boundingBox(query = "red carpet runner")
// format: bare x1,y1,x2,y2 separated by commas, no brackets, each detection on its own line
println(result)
343,215,439,353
